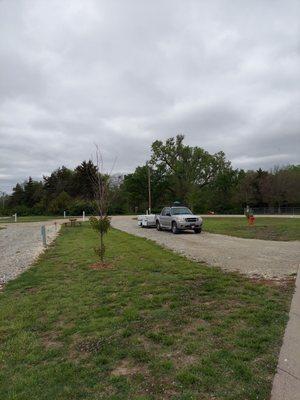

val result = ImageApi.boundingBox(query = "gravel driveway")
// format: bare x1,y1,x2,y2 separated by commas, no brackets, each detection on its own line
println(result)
112,216,300,278
0,220,62,284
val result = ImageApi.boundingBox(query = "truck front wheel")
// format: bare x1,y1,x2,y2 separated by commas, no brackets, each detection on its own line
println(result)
172,221,179,234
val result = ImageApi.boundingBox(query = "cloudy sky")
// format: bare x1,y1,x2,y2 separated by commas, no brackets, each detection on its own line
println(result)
1,0,300,192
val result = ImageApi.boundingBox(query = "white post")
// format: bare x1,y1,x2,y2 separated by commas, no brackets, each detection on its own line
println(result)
41,225,47,246
83,211,85,222
14,213,17,222
63,210,66,219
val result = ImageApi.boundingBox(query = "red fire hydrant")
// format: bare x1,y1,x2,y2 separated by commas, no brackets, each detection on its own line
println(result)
247,215,255,225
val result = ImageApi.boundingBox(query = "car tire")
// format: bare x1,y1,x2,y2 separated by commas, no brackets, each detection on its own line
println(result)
156,220,162,231
194,227,202,234
172,221,179,234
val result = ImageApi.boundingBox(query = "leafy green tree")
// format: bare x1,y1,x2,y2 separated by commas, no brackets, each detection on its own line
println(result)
123,166,148,212
122,165,169,213
48,191,72,215
209,169,242,212
150,135,232,207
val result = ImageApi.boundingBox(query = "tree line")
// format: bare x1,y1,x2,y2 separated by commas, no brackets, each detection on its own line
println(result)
1,135,299,216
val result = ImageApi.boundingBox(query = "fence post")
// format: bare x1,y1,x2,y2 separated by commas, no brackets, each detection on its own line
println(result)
41,225,47,246
14,213,17,222
83,211,85,222
63,210,66,219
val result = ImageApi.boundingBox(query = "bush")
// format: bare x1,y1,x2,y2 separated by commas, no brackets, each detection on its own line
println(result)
47,191,72,215
69,199,95,216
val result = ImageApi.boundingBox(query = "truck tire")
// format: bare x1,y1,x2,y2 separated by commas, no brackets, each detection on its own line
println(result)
172,221,179,234
156,220,162,231
194,227,202,234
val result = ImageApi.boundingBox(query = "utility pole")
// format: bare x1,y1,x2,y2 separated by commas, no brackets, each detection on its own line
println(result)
0,191,5,209
148,166,151,214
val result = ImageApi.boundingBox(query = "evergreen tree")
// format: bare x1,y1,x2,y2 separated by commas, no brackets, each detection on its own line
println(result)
74,160,98,200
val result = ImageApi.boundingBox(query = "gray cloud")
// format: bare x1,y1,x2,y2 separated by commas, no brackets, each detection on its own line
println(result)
0,0,300,192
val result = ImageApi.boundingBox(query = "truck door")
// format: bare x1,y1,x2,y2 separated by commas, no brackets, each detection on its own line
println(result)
164,207,172,229
160,208,167,228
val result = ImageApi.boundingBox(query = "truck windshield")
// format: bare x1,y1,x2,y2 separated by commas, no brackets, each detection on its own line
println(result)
171,207,192,215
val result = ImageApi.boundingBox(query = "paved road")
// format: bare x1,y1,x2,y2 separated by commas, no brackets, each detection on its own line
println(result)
271,271,300,399
0,220,62,284
111,216,300,278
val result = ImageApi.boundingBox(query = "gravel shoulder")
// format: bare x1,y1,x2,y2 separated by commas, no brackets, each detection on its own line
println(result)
0,220,65,284
111,216,300,278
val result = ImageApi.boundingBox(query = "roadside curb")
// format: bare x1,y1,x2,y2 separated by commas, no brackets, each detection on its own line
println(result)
271,267,300,399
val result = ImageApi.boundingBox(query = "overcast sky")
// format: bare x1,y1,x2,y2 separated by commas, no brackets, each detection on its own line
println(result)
1,0,300,192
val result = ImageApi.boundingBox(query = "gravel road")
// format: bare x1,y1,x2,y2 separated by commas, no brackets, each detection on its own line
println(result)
1,216,299,285
0,220,63,284
111,216,300,278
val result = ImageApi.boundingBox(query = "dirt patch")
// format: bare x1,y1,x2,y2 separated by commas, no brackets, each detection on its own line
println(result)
111,359,145,376
164,349,198,369
55,316,76,330
250,275,296,288
90,262,112,270
41,332,63,350
176,353,198,368
181,318,208,334
135,335,162,352
26,287,39,293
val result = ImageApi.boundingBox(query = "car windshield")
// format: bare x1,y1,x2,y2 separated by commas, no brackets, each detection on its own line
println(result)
171,207,192,215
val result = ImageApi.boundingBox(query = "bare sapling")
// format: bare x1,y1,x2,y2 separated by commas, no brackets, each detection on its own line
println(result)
89,145,114,263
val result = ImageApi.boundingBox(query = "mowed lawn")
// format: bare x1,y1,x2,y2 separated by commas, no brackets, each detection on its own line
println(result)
0,215,61,224
203,217,300,241
0,225,294,400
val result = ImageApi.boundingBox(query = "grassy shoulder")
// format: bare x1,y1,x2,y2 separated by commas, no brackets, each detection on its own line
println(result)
0,215,62,224
0,225,294,400
203,217,300,241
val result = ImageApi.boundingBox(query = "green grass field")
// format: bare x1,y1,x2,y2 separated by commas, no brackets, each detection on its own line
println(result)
0,215,62,224
0,225,293,399
204,217,300,241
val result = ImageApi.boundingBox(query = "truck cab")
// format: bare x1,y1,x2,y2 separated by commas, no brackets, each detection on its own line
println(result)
156,206,202,234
